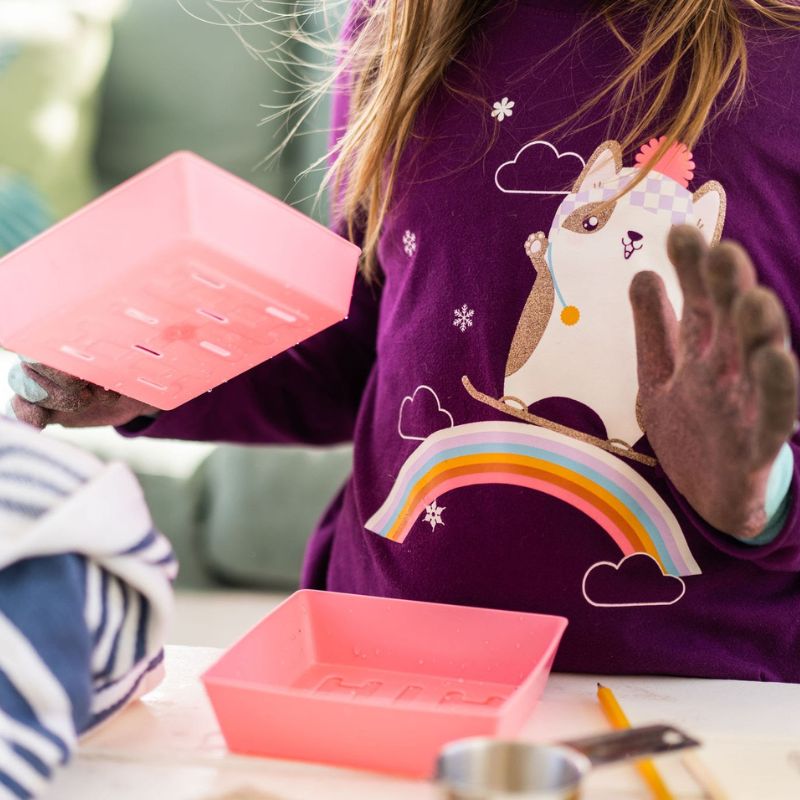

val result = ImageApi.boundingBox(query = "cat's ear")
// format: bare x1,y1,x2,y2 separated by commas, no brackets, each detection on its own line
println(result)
573,140,623,192
692,180,726,245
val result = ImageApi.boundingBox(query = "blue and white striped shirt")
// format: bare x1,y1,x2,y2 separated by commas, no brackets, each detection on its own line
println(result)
0,417,175,799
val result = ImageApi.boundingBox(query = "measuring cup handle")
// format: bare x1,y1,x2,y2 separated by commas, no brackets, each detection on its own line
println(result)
562,724,700,768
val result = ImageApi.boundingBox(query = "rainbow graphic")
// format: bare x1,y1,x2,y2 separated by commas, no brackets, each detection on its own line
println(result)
366,422,701,577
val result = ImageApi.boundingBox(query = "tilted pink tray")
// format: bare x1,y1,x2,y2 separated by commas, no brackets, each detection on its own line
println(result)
201,590,568,778
0,152,360,410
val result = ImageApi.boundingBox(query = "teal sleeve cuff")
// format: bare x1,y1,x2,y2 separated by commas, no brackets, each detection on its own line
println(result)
743,443,794,546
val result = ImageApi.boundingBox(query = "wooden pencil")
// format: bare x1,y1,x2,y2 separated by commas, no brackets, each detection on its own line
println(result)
596,682,676,800
680,751,730,800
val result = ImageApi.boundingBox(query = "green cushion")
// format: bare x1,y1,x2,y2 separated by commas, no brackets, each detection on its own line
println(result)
96,0,337,220
0,169,53,254
0,2,123,233
196,445,353,589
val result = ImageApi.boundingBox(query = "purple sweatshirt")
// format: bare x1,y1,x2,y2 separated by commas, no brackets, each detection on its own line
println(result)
129,0,800,681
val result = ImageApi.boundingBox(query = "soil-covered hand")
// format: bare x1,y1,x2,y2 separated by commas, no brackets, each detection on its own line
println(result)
630,225,798,539
7,359,158,429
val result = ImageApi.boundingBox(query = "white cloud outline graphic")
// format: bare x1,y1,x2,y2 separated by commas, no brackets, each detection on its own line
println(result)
495,140,586,196
398,385,455,442
582,553,687,608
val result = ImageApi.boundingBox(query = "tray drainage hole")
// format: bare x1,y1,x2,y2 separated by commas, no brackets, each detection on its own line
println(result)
59,345,94,362
137,377,167,391
266,306,297,324
191,272,225,290
196,308,228,324
125,308,159,325
199,341,231,357
133,345,163,358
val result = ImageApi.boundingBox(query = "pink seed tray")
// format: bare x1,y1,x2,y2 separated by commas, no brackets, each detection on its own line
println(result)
201,590,568,778
0,152,360,410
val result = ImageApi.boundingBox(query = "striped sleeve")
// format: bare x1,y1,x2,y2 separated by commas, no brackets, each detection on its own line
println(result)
0,418,175,798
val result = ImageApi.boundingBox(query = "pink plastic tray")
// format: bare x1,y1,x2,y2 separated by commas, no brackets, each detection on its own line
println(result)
0,152,360,410
202,590,568,777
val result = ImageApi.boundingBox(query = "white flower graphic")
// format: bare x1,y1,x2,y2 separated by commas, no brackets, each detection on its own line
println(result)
423,500,446,531
491,97,515,122
402,229,417,257
453,304,475,332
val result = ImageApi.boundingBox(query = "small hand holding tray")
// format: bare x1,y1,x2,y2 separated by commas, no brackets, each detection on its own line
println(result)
0,152,360,410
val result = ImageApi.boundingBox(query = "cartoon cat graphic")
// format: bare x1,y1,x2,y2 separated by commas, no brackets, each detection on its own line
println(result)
496,138,726,449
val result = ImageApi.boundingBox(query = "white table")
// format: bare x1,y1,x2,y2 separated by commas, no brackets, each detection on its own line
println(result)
48,646,800,799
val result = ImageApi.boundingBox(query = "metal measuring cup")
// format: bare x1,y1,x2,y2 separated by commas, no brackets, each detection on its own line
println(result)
435,724,698,799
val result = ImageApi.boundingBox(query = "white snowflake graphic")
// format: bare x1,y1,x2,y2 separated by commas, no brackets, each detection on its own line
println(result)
402,229,417,257
423,500,446,531
453,304,475,332
491,97,515,122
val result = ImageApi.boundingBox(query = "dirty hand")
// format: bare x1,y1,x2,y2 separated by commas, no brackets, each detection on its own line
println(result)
6,358,158,429
630,225,798,540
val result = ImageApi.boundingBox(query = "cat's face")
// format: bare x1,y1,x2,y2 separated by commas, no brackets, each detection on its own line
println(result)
545,143,724,327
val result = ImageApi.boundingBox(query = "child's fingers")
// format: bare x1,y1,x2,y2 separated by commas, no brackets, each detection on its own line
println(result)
734,287,788,365
7,395,52,429
666,225,713,359
706,241,757,374
7,358,156,428
22,361,87,390
707,242,757,309
8,362,49,403
751,345,798,467
9,392,153,429
32,408,104,429
18,363,95,412
629,270,678,398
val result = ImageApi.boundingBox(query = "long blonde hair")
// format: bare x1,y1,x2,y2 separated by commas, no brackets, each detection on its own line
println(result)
326,0,800,278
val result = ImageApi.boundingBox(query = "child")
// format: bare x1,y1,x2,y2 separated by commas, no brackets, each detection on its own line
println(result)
8,0,800,681
0,416,174,798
